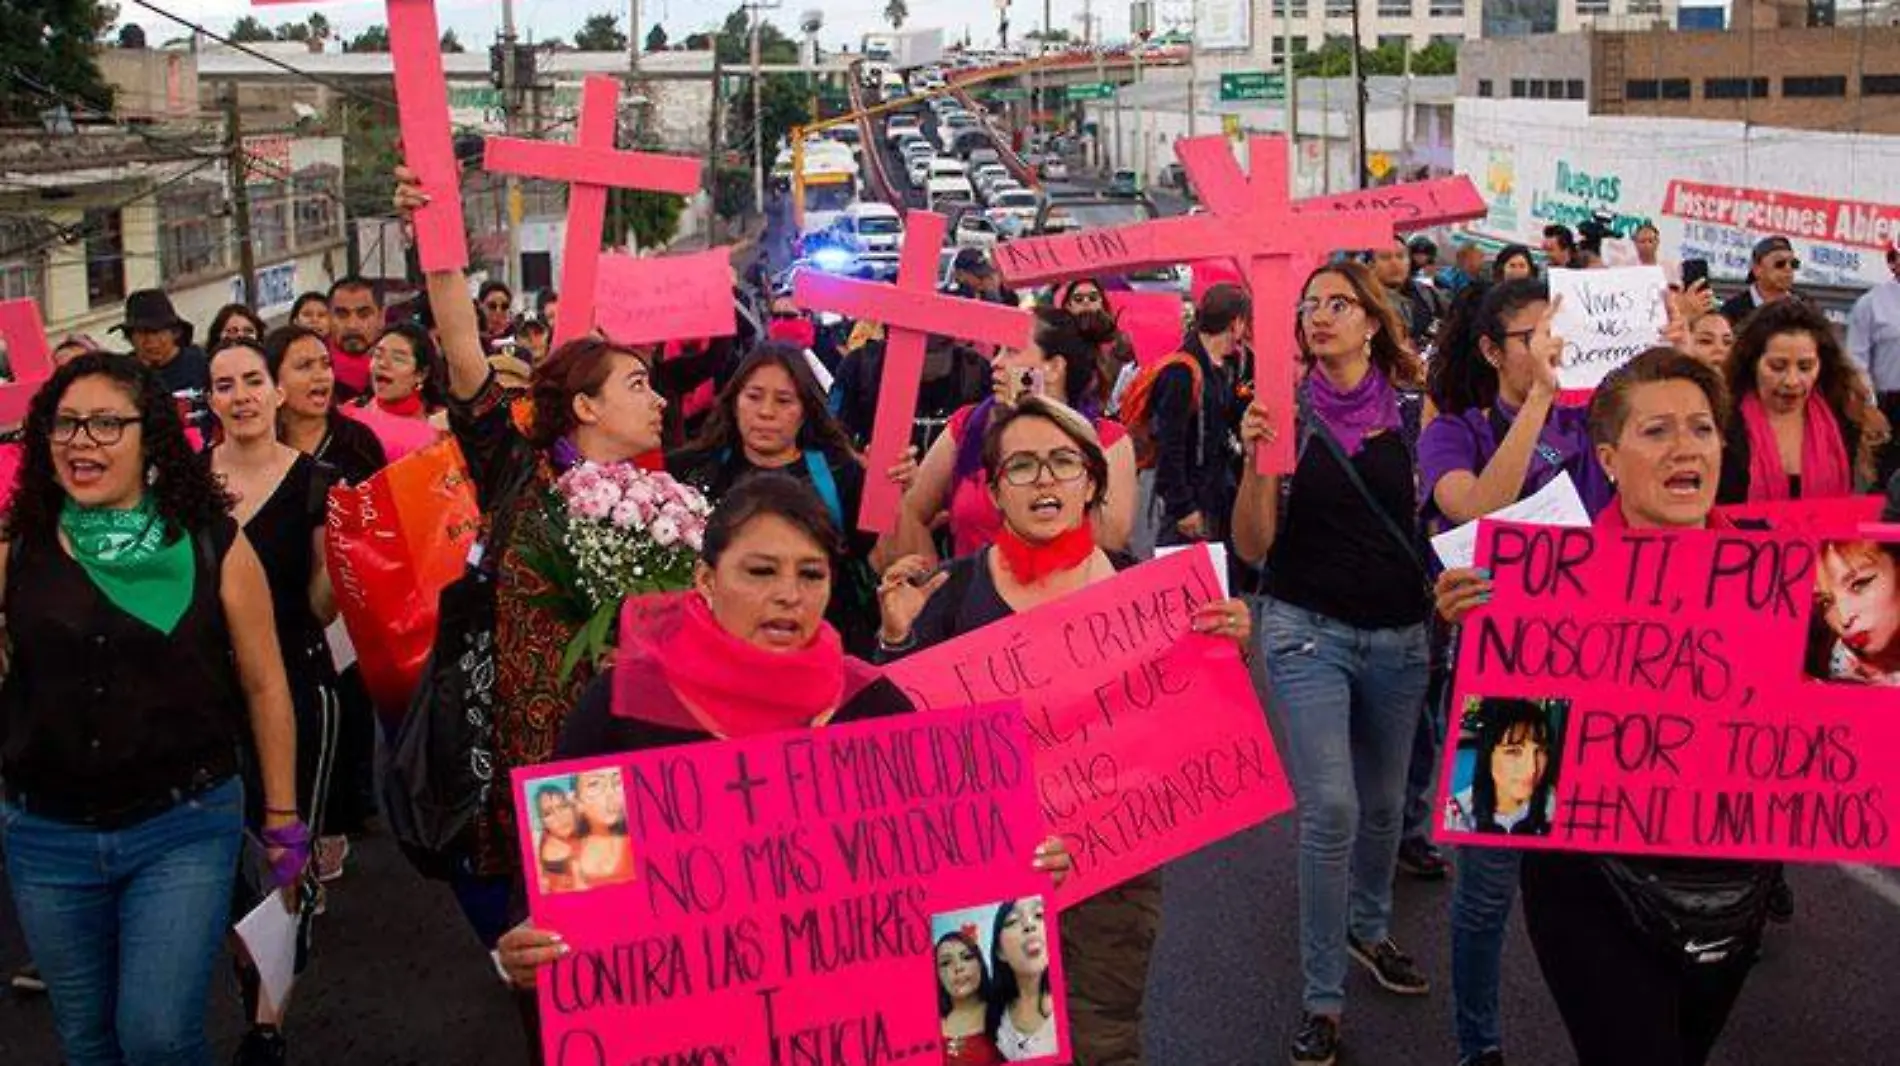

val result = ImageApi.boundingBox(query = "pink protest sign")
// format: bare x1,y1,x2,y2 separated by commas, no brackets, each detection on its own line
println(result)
881,546,1293,903
0,298,56,426
1113,291,1188,367
1296,175,1487,228
1715,494,1883,534
253,0,469,271
593,249,737,347
996,136,1396,473
794,210,1032,534
484,76,702,347
513,704,1072,1066
341,401,440,463
1438,522,1900,865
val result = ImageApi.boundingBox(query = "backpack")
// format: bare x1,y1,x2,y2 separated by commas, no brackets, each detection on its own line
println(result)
1119,353,1204,471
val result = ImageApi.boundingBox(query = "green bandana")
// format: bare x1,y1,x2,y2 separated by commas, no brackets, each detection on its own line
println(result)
59,495,196,635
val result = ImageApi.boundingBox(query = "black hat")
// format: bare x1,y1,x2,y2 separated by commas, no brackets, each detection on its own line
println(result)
952,248,995,276
115,289,186,336
1751,236,1794,263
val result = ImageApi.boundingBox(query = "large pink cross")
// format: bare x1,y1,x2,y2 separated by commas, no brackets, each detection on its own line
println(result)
255,0,467,272
483,75,702,347
996,135,1398,472
793,211,1033,534
0,298,55,425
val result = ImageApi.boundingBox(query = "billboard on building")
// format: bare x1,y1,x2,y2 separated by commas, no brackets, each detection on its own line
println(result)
1196,0,1252,51
1456,98,1900,290
1677,4,1726,28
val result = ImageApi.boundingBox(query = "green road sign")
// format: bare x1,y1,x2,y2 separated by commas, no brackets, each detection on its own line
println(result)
1219,71,1285,102
990,87,1028,101
1066,82,1116,101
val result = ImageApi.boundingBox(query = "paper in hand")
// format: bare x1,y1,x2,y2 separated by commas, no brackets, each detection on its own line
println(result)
1431,472,1592,570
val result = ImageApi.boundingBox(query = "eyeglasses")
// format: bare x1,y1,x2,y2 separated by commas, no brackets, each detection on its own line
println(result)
53,414,142,446
1297,295,1362,320
371,346,417,368
1766,257,1800,271
997,449,1088,487
1501,327,1537,347
482,299,511,312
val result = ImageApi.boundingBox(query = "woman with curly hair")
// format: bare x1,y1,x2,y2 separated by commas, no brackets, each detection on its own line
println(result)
1718,298,1881,503
0,352,301,1065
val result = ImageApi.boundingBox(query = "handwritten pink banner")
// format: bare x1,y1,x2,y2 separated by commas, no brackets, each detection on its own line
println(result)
515,704,1071,1066
593,249,738,347
1438,522,1900,865
882,547,1293,903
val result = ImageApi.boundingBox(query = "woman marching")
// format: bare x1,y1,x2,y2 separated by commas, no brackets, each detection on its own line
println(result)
206,336,346,1063
343,321,449,462
1436,348,1780,1066
877,396,1253,1066
0,352,303,1065
491,476,1074,1056
268,325,388,487
1230,261,1435,1066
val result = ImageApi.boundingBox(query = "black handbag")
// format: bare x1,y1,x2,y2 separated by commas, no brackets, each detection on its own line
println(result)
383,454,536,881
1595,856,1776,966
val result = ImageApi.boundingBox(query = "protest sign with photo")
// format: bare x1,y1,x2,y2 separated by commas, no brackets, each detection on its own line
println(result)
1438,522,1900,865
882,547,1293,903
514,704,1070,1066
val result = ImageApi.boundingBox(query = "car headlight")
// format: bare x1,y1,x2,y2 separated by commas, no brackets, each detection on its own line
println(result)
812,247,854,272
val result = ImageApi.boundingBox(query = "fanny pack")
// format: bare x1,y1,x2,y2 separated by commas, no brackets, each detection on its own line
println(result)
1596,856,1776,966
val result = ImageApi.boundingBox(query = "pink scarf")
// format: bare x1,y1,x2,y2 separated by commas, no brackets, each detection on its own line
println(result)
1739,390,1852,502
1595,497,1737,532
611,592,879,738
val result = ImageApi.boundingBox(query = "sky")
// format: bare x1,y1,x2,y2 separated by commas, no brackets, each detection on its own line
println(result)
150,0,1146,54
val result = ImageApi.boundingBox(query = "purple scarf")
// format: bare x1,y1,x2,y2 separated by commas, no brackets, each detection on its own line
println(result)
1304,365,1400,457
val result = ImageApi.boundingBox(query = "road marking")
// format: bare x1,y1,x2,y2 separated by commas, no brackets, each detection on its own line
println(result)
1841,864,1900,909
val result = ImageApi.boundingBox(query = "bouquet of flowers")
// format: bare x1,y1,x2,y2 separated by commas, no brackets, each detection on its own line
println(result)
522,462,712,679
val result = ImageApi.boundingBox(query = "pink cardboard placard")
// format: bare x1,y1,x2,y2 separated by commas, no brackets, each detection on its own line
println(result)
793,210,1032,534
385,0,467,272
1296,175,1488,229
1437,521,1900,866
882,546,1294,903
593,249,737,347
514,704,1072,1066
1112,291,1188,367
1715,494,1884,535
0,298,56,426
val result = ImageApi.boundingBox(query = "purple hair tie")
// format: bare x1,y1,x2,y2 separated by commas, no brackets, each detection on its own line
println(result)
260,821,312,889
550,436,584,473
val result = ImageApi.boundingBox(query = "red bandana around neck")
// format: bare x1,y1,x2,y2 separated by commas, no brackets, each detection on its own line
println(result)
374,390,426,420
612,592,869,738
994,522,1096,586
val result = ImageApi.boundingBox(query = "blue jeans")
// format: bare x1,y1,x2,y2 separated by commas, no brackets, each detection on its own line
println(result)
1260,597,1430,1015
1451,844,1523,1062
0,776,244,1066
1401,665,1448,843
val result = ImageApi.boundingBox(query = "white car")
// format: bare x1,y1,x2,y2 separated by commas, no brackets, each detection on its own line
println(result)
927,157,969,185
836,201,905,254
926,176,977,213
907,154,934,187
885,113,922,145
953,214,1000,251
987,188,1041,234
1039,157,1070,182
972,163,1012,197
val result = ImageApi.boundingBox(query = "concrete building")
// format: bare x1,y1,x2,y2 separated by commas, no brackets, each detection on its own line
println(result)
1459,24,1900,133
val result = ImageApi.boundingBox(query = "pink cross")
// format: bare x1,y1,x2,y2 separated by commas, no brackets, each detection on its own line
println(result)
254,0,468,271
0,298,55,426
484,75,702,347
793,211,1032,534
995,135,1401,473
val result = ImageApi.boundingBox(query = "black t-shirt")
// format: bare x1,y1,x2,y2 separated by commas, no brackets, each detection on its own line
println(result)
151,344,211,396
242,453,338,687
1265,430,1429,629
558,671,915,760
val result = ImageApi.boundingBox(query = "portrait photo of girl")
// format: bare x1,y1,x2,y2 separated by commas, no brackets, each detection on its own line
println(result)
929,897,1063,1065
1443,697,1567,837
1809,539,1900,686
522,768,638,896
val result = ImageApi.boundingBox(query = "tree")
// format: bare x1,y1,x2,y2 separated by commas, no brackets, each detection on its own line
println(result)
712,7,798,65
1411,39,1457,75
729,72,810,176
607,190,687,251
116,23,146,48
884,0,908,29
645,23,668,52
0,0,116,123
228,15,273,42
308,12,330,41
574,12,628,52
347,25,390,52
273,22,310,42
439,29,465,53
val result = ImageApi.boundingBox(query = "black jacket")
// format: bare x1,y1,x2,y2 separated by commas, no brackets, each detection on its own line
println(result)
1151,334,1240,534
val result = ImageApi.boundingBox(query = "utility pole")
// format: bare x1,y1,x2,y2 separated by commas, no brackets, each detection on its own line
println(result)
750,0,765,218
1284,1,1298,190
1185,0,1197,137
630,0,642,73
709,48,725,241
223,84,257,309
1349,0,1368,188
501,0,522,289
